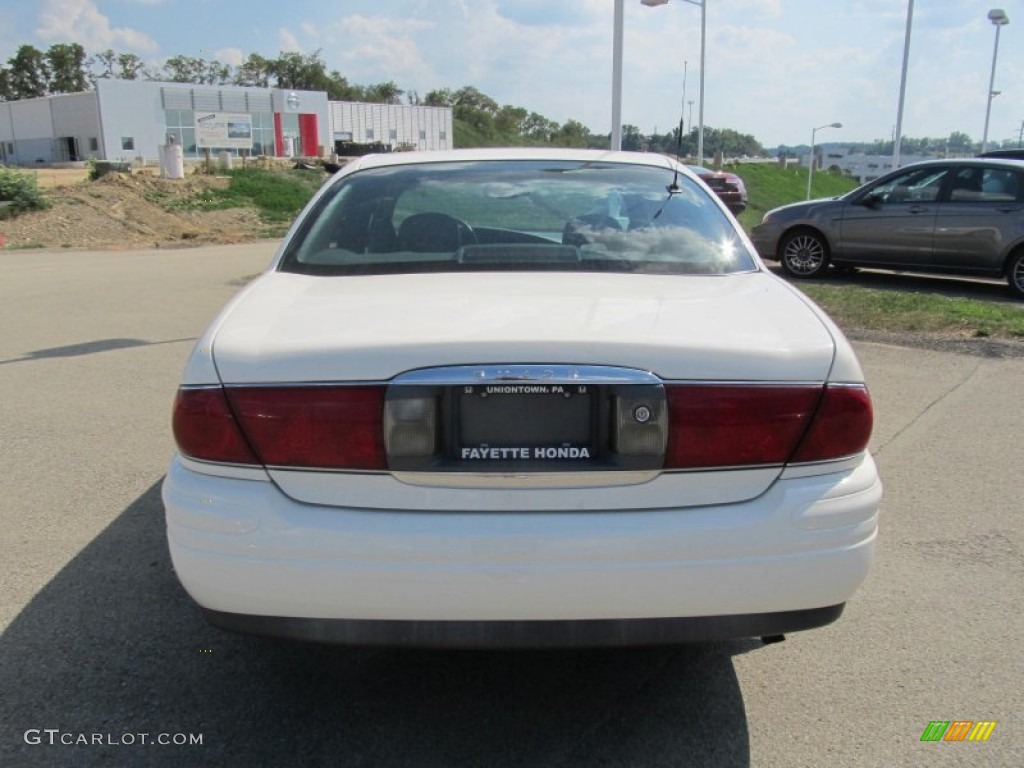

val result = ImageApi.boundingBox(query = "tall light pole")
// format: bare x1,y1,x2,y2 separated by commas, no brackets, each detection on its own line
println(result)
611,0,625,150
612,1,706,161
641,0,706,164
893,0,914,168
807,122,842,200
981,8,1009,154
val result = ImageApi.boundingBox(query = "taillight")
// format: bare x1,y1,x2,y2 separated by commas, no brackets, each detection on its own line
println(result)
791,384,873,463
665,385,820,468
226,386,386,470
172,387,259,464
663,383,872,469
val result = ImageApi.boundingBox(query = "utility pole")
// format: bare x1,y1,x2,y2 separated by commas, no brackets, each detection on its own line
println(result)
893,0,914,167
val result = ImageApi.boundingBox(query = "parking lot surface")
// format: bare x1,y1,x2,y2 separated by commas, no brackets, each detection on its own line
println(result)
1,244,1021,767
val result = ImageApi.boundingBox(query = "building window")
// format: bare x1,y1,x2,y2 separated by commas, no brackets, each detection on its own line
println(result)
419,129,426,140
89,138,99,152
366,128,375,141
389,129,397,141
6,142,13,155
439,130,447,141
121,137,135,151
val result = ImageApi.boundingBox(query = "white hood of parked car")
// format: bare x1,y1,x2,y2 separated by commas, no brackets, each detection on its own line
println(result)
209,270,837,383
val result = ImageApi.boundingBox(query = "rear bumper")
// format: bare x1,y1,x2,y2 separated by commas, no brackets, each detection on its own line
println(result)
202,605,844,648
162,454,881,646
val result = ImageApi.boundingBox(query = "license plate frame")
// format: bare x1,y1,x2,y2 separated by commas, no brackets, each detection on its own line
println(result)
455,383,595,464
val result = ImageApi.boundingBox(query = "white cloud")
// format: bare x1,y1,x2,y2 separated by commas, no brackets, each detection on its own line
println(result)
34,0,158,53
298,15,433,81
730,0,782,18
278,27,302,52
215,47,245,67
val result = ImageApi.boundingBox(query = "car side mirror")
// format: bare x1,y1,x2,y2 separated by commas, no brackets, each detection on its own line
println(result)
857,192,883,208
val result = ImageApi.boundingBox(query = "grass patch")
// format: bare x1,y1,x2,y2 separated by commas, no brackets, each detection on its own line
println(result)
178,168,324,222
734,162,859,232
227,168,323,221
798,283,1024,339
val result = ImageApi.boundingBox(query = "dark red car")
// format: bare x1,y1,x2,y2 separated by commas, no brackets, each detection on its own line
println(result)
688,165,748,214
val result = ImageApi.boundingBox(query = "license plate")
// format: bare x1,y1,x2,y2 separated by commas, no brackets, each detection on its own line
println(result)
457,384,593,462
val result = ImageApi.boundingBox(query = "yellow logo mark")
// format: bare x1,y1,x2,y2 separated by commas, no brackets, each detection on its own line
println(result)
967,722,997,742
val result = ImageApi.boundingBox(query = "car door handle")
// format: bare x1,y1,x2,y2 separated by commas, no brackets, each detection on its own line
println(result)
996,206,1021,213
908,205,929,214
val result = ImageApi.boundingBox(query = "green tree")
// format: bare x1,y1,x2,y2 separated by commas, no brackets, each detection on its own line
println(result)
46,43,88,93
363,80,403,104
117,52,150,80
424,88,454,107
200,60,232,85
495,105,528,136
947,131,974,154
553,119,590,148
233,53,273,87
620,124,642,151
452,85,498,118
88,49,117,81
0,67,11,101
6,45,49,99
325,71,363,101
272,50,330,91
524,112,558,142
162,55,205,83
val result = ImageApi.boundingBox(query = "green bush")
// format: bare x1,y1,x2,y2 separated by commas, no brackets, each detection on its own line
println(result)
0,165,49,216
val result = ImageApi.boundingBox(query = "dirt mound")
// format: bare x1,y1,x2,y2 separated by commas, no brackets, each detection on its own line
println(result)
0,172,270,250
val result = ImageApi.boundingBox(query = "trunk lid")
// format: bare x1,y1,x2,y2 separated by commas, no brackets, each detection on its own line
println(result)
212,271,836,384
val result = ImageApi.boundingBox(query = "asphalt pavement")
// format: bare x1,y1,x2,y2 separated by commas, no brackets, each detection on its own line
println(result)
1,243,1021,767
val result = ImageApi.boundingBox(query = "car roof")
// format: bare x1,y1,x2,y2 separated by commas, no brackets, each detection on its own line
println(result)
342,147,682,173
888,157,1024,172
977,149,1024,160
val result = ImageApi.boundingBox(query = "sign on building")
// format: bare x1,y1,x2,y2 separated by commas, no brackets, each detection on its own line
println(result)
195,112,253,149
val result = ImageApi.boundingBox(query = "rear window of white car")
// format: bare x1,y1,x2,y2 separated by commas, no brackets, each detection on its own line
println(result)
280,159,757,276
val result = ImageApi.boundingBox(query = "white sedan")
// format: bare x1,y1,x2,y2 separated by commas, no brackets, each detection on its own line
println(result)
162,148,882,648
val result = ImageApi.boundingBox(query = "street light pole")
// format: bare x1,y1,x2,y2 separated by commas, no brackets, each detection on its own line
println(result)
981,8,1009,154
611,0,625,150
692,0,706,165
807,122,842,200
638,0,705,163
893,0,914,168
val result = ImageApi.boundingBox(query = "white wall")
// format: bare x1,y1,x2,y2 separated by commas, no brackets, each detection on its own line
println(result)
96,80,331,161
1,81,336,165
3,98,54,164
95,79,175,162
0,93,101,164
328,102,453,151
51,92,103,160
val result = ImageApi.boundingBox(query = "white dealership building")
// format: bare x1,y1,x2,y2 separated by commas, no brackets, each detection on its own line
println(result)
0,79,453,166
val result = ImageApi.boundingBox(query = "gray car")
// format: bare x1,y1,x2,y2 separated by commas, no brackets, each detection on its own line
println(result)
750,159,1024,298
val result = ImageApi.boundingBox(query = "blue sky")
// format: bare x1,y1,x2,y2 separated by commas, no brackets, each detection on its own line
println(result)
2,0,1022,148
